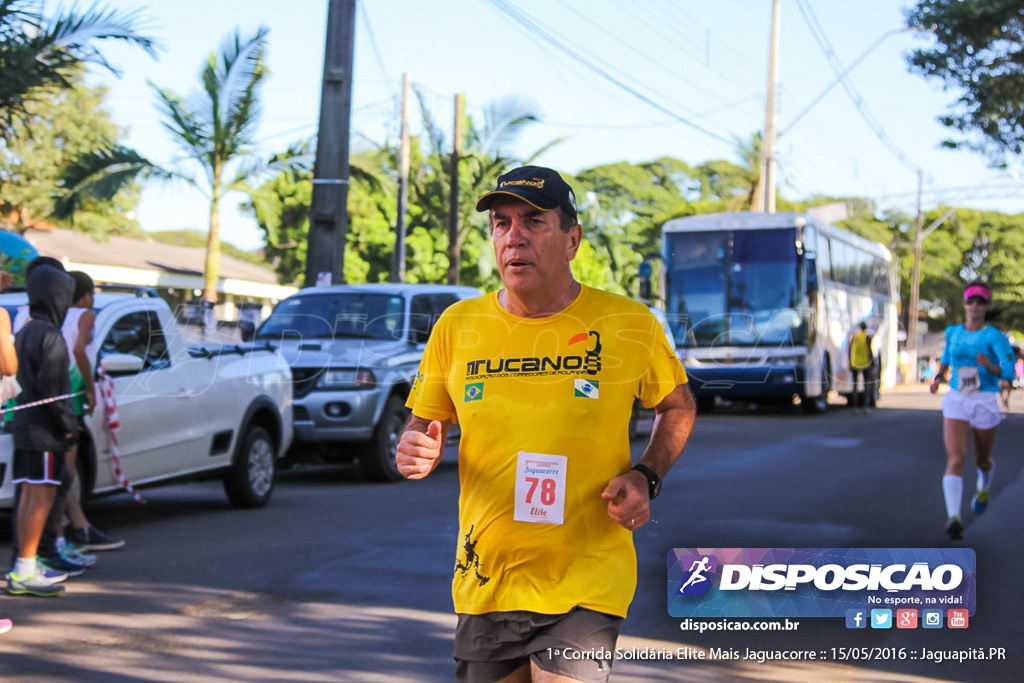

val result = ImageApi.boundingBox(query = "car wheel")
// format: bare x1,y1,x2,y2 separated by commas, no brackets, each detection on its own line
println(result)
359,395,408,483
223,425,275,508
696,396,715,414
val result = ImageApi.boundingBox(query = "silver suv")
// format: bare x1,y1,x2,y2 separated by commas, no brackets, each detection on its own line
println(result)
254,284,481,481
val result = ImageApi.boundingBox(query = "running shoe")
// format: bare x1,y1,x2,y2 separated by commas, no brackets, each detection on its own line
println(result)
61,544,97,568
68,525,125,551
7,570,66,597
0,618,12,635
38,565,69,584
8,565,71,585
946,516,964,541
38,553,86,578
972,489,989,515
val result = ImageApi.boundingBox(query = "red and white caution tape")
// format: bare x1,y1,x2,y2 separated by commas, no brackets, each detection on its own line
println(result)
98,367,145,504
0,390,84,415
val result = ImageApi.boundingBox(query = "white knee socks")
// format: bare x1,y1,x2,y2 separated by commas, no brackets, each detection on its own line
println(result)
942,474,963,520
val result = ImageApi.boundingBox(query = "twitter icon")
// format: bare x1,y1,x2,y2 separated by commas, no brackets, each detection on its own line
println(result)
870,609,893,629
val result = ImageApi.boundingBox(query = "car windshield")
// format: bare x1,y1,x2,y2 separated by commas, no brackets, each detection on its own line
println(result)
255,293,405,341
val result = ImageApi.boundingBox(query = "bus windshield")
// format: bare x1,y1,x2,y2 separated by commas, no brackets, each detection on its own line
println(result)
665,228,805,347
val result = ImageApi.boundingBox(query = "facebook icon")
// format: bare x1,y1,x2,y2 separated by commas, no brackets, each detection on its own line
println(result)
845,609,867,629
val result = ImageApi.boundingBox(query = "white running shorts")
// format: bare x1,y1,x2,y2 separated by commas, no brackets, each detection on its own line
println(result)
942,389,1002,430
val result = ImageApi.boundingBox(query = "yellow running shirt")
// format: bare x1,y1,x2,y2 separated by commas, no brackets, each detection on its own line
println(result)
408,285,687,617
850,330,872,370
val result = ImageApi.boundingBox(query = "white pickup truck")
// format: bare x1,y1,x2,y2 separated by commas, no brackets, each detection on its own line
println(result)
0,290,293,509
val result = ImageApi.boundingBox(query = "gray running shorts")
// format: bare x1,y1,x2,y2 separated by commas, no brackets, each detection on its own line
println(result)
454,606,623,683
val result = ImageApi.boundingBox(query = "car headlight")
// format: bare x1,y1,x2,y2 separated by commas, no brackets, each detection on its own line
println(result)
319,369,376,388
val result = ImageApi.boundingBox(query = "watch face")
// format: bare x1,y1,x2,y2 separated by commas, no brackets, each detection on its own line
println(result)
633,464,661,500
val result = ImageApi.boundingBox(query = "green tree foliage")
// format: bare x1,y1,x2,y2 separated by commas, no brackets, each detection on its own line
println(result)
239,119,1024,333
905,0,1024,165
950,209,1024,331
407,94,556,288
244,154,312,286
0,72,141,235
0,0,156,142
574,160,687,296
0,1,155,232
572,155,765,296
244,144,395,286
150,26,270,302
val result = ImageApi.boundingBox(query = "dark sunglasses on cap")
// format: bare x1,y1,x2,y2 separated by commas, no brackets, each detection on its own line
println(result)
965,297,989,305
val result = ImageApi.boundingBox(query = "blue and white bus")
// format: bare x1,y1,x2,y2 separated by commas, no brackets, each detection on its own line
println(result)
660,211,898,413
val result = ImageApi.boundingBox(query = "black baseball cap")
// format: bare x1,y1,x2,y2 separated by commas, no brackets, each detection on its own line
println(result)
475,165,578,219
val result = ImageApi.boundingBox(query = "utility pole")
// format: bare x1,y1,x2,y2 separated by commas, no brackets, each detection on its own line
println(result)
446,93,465,285
761,0,780,213
305,0,357,288
391,73,411,283
904,180,956,383
907,169,924,379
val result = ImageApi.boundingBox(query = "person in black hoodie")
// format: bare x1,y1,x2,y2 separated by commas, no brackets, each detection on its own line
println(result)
7,264,77,597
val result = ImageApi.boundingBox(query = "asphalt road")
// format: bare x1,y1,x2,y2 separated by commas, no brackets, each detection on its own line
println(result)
1,384,1021,682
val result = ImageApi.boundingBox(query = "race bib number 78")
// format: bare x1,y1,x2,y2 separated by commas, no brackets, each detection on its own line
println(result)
513,452,567,525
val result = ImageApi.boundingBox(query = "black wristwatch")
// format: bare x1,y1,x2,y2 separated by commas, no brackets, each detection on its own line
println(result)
631,463,662,501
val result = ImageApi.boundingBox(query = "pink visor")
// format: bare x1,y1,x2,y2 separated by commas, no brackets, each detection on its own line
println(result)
964,285,991,301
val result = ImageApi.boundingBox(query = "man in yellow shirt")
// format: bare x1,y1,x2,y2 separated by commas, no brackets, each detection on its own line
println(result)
849,321,875,415
398,166,696,683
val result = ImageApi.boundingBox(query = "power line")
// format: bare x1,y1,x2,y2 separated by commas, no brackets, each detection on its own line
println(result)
551,0,735,106
794,0,918,173
485,0,737,148
357,0,394,100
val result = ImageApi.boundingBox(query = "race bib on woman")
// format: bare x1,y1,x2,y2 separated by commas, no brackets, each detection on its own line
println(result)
958,367,980,395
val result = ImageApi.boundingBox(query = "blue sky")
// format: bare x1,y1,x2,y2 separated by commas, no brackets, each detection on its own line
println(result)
85,0,1024,251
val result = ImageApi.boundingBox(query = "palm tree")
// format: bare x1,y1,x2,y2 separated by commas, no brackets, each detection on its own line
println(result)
0,0,157,141
412,93,562,285
150,27,269,303
736,132,764,211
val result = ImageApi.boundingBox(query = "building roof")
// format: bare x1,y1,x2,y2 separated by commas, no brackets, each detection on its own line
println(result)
24,228,279,285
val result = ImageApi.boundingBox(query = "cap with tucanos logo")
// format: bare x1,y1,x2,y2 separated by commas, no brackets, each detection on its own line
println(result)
475,165,578,220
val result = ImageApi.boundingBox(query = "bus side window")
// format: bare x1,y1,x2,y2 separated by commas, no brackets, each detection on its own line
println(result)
805,253,818,295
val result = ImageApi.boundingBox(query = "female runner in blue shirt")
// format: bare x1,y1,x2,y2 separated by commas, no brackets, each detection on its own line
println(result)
929,283,1016,540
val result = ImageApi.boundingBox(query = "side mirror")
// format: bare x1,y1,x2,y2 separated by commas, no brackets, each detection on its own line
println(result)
99,353,145,376
239,321,255,342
